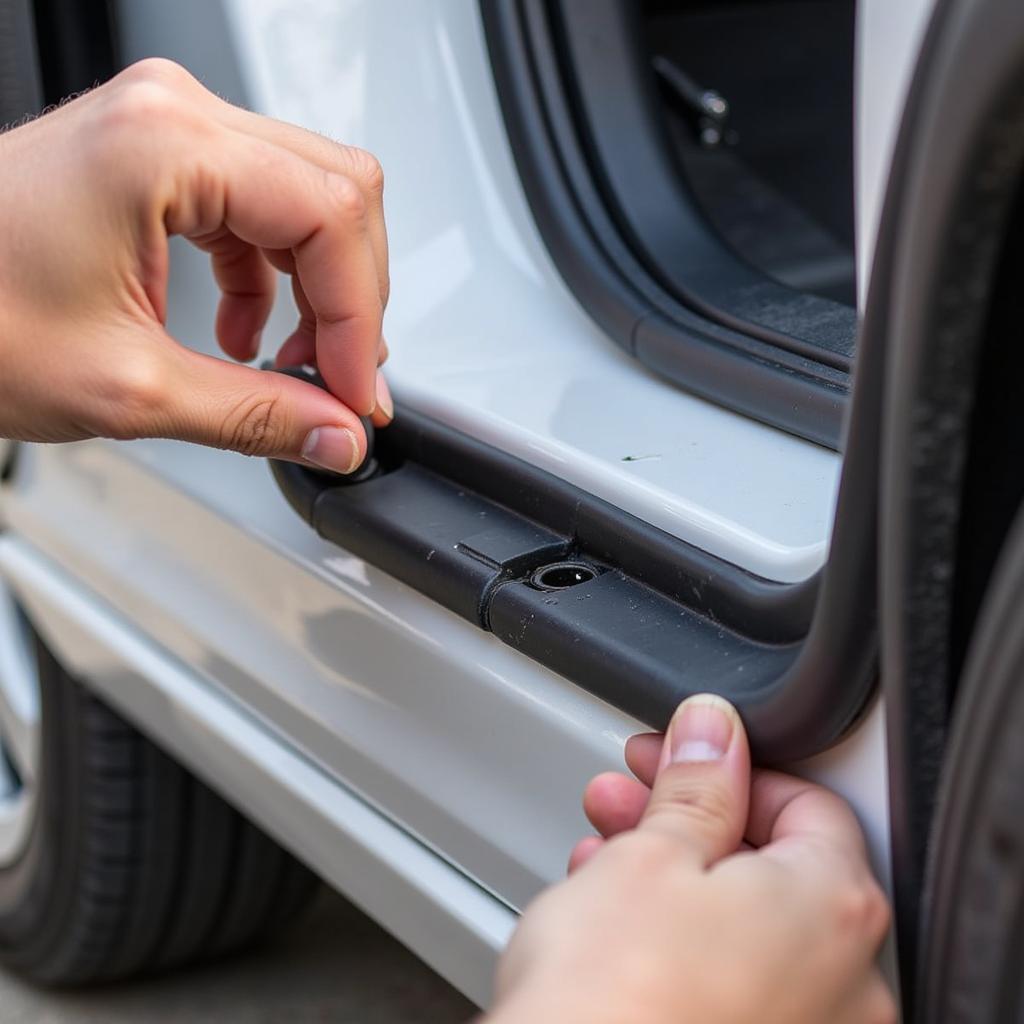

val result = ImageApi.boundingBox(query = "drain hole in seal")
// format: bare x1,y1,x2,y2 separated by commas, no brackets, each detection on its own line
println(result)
530,561,598,591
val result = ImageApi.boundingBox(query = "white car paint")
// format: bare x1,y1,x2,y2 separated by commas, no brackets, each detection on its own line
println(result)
0,535,514,1009
131,0,843,585
0,0,941,1007
856,0,939,305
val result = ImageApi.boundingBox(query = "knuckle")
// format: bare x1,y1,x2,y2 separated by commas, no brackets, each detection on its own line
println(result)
88,71,214,181
118,57,196,92
219,392,284,456
864,879,892,939
324,173,366,224
347,146,385,196
651,775,734,833
99,78,186,138
832,877,891,940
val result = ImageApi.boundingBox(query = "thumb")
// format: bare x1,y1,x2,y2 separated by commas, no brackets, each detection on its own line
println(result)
639,694,751,867
146,345,369,471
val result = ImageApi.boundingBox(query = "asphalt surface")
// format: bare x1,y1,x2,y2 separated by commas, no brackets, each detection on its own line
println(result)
0,889,476,1023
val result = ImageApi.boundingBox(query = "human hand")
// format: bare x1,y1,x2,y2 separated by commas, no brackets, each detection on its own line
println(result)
0,58,391,471
489,695,896,1024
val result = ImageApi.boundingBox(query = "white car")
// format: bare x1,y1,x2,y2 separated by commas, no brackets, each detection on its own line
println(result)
0,0,1017,1018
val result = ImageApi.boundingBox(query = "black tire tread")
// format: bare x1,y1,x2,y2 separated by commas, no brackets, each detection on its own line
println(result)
0,629,320,986
920,508,1024,1021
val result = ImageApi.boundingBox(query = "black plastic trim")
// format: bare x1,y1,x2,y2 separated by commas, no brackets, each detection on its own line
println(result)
479,0,851,449
271,338,883,764
276,394,814,643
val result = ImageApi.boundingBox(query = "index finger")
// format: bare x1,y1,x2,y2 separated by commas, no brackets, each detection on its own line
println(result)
745,768,869,859
224,113,390,311
624,731,662,785
171,128,383,416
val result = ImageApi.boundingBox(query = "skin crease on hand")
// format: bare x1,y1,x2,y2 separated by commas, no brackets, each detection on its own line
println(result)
485,695,897,1024
0,58,392,472
0,59,894,1024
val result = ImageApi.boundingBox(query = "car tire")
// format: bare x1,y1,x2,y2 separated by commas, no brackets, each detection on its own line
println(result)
0,616,319,986
918,505,1024,1021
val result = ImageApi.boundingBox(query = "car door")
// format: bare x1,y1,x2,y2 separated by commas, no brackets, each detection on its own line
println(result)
4,0,988,1011
95,0,892,882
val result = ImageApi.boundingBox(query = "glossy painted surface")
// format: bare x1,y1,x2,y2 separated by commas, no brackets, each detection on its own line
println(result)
856,0,938,303
1,0,914,1004
122,0,841,585
4,436,642,915
0,581,40,866
0,536,513,1007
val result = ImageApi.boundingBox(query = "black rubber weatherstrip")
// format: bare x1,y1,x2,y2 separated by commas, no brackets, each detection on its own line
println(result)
869,0,1024,1012
478,0,851,450
547,0,857,368
271,350,882,764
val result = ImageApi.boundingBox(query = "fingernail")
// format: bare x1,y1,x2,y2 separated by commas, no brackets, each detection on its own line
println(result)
669,694,736,763
249,330,262,361
375,371,394,421
301,427,360,474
